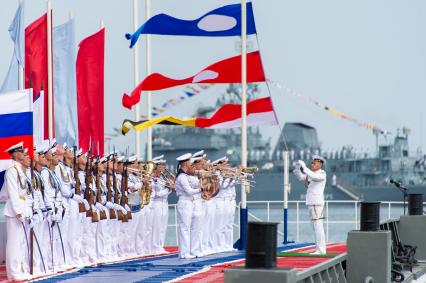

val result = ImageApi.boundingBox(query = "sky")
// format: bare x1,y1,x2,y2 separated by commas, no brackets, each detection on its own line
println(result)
1,0,425,158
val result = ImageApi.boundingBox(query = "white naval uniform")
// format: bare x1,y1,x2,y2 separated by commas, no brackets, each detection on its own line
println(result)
55,162,73,266
30,170,49,274
213,176,235,252
78,171,98,264
294,164,327,254
151,178,171,254
127,173,143,256
143,180,156,254
175,171,203,258
221,178,237,251
41,167,66,271
95,175,109,262
1,161,31,280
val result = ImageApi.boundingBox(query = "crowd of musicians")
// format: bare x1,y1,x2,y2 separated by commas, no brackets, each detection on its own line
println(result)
0,140,256,281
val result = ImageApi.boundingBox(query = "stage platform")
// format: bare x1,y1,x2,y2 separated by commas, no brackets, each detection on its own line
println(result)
0,243,347,283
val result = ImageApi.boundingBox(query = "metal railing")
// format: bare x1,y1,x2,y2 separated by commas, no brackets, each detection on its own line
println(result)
166,200,424,245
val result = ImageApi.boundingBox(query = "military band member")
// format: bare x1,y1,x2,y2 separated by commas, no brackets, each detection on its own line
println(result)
175,153,204,259
214,157,237,252
134,158,147,255
151,158,172,254
126,155,143,257
293,155,327,255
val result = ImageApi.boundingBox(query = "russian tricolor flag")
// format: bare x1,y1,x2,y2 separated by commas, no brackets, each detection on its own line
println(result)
0,89,33,190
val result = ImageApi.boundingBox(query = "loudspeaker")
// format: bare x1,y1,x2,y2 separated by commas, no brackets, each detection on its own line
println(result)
246,222,278,269
360,202,380,231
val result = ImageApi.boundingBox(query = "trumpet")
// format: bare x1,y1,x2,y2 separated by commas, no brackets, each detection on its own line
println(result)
160,168,176,190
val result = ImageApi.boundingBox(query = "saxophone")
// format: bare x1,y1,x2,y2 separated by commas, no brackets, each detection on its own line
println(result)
140,162,155,206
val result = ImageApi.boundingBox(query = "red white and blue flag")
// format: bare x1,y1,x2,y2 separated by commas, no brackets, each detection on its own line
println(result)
0,89,33,190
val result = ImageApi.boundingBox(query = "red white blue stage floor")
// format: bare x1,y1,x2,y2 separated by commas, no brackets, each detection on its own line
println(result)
0,243,347,283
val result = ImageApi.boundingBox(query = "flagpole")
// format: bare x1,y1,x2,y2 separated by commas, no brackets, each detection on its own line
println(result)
47,0,53,140
133,0,141,158
238,0,248,250
146,0,152,161
18,0,23,90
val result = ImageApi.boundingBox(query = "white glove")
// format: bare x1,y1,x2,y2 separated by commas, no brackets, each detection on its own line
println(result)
54,213,62,223
297,160,306,168
91,204,98,212
106,202,114,209
113,203,121,210
95,202,105,211
124,204,131,211
17,213,25,223
72,194,83,203
117,205,127,215
82,199,90,210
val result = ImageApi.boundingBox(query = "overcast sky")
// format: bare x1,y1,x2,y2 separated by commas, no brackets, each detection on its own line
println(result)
1,0,425,157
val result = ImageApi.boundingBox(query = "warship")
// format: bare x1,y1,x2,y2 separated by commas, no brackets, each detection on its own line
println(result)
153,84,426,203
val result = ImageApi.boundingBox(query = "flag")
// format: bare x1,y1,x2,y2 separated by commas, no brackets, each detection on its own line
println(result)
0,2,24,93
53,19,78,146
0,89,33,190
25,13,52,139
125,2,256,48
77,28,105,156
122,51,266,109
122,96,277,134
33,91,44,147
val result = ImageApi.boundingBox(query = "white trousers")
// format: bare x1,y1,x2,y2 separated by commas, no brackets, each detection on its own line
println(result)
213,198,227,252
135,208,146,255
177,199,203,258
96,217,109,261
81,216,97,264
224,198,236,250
201,199,215,254
143,203,155,254
308,205,326,254
151,200,168,253
128,209,142,257
6,216,28,280
67,202,84,265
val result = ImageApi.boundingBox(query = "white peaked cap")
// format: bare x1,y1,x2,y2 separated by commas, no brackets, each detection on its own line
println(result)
5,142,24,153
190,156,202,164
153,159,166,164
191,150,204,158
117,156,125,163
212,156,228,165
176,153,192,162
152,154,164,161
100,157,107,163
76,148,83,157
127,155,137,163
312,155,326,165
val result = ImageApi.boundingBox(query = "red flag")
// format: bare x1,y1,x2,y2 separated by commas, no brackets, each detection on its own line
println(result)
77,28,105,155
25,13,53,139
122,51,266,109
195,97,277,128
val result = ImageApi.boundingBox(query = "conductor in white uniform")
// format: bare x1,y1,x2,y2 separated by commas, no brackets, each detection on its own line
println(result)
293,155,327,254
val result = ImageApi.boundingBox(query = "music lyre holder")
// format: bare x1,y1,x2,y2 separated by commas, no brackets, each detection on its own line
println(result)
390,179,408,216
